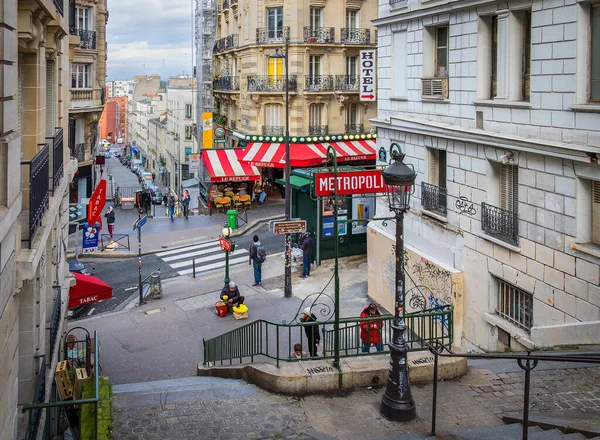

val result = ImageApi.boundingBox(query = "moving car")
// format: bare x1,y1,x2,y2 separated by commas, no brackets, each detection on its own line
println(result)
148,185,164,204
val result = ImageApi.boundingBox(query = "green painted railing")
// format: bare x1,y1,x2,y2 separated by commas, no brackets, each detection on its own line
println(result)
203,306,453,367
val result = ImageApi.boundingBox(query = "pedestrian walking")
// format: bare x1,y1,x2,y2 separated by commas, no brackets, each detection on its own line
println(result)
104,206,115,241
359,303,384,353
220,281,245,313
142,189,152,215
152,172,156,181
300,307,320,357
182,189,191,219
298,232,314,278
162,193,168,207
168,192,176,221
249,235,266,286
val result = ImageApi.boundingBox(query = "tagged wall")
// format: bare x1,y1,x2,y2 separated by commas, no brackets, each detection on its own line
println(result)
367,222,464,348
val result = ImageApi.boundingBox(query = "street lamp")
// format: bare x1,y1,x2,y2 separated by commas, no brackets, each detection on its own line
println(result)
269,40,291,299
221,224,234,286
380,143,417,422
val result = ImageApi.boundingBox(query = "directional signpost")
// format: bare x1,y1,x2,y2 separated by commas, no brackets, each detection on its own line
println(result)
270,220,307,235
133,215,148,305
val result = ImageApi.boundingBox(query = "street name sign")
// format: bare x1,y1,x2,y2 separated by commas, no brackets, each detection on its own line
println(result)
272,220,307,235
133,216,148,231
360,50,376,102
219,237,231,252
314,170,386,197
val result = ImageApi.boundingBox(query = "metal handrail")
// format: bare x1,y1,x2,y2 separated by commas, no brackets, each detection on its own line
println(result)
427,341,600,440
203,307,453,367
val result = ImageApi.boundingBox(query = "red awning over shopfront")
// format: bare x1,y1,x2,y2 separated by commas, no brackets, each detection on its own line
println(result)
202,149,261,182
68,272,113,309
240,139,377,168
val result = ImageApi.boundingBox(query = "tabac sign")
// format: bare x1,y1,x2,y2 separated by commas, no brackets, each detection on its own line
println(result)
87,179,107,226
360,50,376,102
314,170,386,197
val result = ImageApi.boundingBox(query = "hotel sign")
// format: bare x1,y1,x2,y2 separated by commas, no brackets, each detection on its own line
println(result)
360,50,376,102
314,170,386,197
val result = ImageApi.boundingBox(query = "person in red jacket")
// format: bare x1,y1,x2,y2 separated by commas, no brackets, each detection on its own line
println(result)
360,303,384,353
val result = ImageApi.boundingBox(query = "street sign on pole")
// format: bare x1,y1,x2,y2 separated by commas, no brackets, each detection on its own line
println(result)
271,220,307,235
88,179,107,226
360,50,376,102
219,237,231,252
133,215,148,231
314,170,386,197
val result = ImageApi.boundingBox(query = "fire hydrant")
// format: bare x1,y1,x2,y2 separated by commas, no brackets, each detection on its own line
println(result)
150,269,162,299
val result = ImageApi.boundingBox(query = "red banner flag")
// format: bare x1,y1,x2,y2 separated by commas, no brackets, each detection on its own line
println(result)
88,179,107,226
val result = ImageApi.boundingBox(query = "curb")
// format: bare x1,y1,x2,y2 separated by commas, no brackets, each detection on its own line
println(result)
68,213,286,259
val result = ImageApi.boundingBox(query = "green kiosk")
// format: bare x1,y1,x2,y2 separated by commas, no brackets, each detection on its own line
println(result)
276,167,377,264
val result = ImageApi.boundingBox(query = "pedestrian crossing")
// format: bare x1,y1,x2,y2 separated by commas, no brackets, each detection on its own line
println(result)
155,241,249,276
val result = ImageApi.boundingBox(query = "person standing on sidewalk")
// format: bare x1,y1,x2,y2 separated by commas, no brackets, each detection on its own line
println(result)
104,206,115,241
359,303,384,353
168,192,176,221
301,307,320,357
182,189,190,220
299,232,314,278
249,235,266,287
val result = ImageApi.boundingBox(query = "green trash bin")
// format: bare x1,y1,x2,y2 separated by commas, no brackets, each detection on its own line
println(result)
227,210,237,230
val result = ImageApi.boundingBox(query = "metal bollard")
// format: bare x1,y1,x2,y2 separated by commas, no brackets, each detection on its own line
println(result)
192,259,196,278
150,269,162,299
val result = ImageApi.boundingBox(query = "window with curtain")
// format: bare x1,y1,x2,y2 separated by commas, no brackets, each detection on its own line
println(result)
346,56,357,77
309,56,321,77
309,104,323,127
310,7,323,28
265,104,283,126
346,9,358,29
345,103,357,125
267,8,283,38
435,26,448,78
76,6,92,30
71,64,90,88
267,58,283,77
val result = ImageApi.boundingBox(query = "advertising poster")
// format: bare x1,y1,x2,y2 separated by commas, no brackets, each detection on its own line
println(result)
82,222,99,253
352,196,375,234
322,197,347,216
322,217,334,238
338,215,347,236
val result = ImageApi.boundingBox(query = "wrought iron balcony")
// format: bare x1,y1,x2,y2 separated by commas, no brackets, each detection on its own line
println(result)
71,89,93,101
25,355,46,440
335,75,359,91
345,124,363,134
304,75,335,92
256,26,290,44
247,75,297,92
215,34,238,52
309,125,329,136
262,126,284,136
53,0,64,16
22,144,50,247
49,289,62,363
421,182,447,215
213,76,240,91
482,202,519,246
69,27,97,50
46,128,64,190
341,28,372,44
70,143,85,162
303,27,335,44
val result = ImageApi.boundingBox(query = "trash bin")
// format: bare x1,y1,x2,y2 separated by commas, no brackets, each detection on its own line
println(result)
227,210,237,230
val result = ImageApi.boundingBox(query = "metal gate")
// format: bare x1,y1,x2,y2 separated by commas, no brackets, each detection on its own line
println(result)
113,186,143,207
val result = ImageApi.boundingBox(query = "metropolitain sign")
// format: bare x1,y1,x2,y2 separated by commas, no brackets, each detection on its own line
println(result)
314,170,386,197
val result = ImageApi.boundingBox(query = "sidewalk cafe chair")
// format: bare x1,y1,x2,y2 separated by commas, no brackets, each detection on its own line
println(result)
232,195,242,209
224,190,234,198
215,199,224,212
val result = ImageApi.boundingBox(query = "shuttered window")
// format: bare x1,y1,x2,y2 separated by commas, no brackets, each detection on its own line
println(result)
46,60,55,136
593,181,600,245
267,58,282,77
309,104,323,126
427,148,447,189
499,164,518,213
265,104,282,126
345,103,357,125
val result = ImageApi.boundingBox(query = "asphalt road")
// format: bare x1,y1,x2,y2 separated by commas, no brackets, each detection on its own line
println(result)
70,223,284,319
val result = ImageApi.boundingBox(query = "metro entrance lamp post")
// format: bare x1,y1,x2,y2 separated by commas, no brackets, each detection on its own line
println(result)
221,224,235,286
269,38,292,299
380,143,417,422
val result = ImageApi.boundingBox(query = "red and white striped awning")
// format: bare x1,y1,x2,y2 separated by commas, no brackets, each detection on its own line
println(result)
240,139,377,168
201,149,261,182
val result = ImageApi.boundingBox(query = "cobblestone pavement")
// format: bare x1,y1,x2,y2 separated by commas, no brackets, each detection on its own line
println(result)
111,366,600,440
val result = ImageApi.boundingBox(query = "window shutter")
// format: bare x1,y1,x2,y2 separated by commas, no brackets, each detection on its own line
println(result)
428,148,439,186
593,181,600,245
46,60,55,137
500,164,518,212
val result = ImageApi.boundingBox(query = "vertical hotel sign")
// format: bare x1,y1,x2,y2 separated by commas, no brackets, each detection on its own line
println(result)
360,50,376,102
202,112,213,149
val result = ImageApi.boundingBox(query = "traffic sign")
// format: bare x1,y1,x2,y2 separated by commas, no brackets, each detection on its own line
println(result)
133,216,148,231
271,220,307,235
219,237,231,252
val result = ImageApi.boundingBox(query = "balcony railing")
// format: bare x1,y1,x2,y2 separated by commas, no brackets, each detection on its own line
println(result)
21,144,50,247
303,27,335,43
256,27,290,44
213,76,240,91
68,117,75,151
481,202,519,246
262,126,284,136
214,34,239,53
70,143,85,162
71,89,93,101
341,28,371,44
46,127,64,191
421,182,447,215
49,289,62,363
335,75,359,91
69,27,97,50
247,75,297,92
345,123,363,134
53,0,64,16
25,355,46,440
309,125,329,136
304,75,334,92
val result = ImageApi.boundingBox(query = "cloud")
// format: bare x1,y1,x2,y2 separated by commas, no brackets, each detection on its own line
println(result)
106,0,196,80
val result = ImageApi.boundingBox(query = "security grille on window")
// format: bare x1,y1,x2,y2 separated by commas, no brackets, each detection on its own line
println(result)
497,279,533,332
71,64,90,88
185,104,193,119
593,181,600,245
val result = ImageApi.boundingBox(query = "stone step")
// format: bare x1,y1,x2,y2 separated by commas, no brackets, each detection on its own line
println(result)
112,376,240,394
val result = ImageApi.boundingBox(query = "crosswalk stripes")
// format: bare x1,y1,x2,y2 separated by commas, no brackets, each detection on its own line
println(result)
155,241,249,276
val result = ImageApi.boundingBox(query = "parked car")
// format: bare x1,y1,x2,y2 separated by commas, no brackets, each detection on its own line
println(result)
149,186,163,204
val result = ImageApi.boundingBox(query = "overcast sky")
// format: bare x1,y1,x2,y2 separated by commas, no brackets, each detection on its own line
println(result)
106,0,196,80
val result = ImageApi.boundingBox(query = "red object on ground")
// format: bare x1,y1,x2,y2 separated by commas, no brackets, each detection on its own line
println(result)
68,272,113,309
216,302,228,317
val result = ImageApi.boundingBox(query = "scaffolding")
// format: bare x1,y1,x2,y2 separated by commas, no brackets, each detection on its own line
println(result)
195,0,217,149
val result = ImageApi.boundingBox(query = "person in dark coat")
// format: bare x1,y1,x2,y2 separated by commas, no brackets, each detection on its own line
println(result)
104,206,115,240
301,307,320,357
220,281,245,312
299,232,314,278
142,189,152,214
359,303,384,353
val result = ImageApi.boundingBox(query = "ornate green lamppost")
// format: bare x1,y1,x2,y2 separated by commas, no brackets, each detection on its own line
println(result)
221,224,235,286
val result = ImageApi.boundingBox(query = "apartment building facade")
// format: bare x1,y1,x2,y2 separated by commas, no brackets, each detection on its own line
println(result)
212,0,378,145
369,0,600,352
132,94,166,173
107,79,130,98
126,74,161,147
1,1,78,438
99,96,128,143
68,0,108,204
149,116,169,188
166,86,196,193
